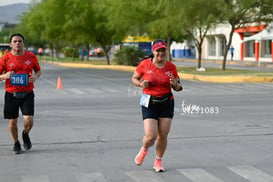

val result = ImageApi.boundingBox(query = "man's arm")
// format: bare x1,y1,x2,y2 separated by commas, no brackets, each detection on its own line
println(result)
29,70,41,83
0,71,14,81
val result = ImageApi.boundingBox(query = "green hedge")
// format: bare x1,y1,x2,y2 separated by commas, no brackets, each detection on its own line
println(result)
114,46,146,66
63,47,79,58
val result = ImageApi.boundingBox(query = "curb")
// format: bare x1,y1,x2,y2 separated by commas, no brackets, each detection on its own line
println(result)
43,61,273,83
179,73,273,83
176,59,273,68
52,62,136,72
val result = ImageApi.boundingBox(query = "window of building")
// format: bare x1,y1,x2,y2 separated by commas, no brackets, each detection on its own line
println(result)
264,40,272,57
245,41,255,57
220,37,226,56
208,37,216,56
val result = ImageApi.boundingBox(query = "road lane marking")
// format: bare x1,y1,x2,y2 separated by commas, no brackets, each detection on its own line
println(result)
22,175,50,182
101,87,121,93
84,88,103,94
126,171,164,182
74,172,107,182
228,166,273,182
40,77,57,86
68,88,85,94
177,168,225,182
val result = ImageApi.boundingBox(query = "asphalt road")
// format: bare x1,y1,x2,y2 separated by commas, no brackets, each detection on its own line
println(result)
0,62,273,182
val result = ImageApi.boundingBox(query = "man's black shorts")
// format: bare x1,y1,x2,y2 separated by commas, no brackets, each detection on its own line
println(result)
141,98,174,120
4,91,35,119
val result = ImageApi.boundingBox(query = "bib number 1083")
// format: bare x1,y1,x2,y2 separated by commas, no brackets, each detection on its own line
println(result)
11,73,28,86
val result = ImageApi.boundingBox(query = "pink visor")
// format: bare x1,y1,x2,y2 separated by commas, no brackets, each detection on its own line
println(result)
152,42,168,51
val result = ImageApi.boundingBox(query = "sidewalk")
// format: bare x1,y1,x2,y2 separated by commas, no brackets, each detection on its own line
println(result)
42,60,273,83
174,59,273,70
174,59,273,82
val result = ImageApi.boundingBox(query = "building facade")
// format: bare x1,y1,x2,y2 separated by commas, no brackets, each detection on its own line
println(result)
201,23,273,62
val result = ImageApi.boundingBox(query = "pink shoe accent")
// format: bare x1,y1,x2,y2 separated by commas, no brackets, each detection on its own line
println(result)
153,158,165,172
135,147,148,165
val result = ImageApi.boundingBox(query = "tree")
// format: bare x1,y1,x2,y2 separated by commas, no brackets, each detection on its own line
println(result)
17,0,119,63
141,0,186,61
103,0,219,67
63,0,97,60
15,5,45,49
180,0,220,68
17,0,67,58
218,0,273,70
92,2,120,65
62,0,124,64
102,0,188,61
99,0,146,62
0,27,13,43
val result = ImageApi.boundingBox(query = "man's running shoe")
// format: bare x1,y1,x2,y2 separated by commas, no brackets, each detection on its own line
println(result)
135,147,148,166
13,141,22,154
22,130,32,150
153,158,165,172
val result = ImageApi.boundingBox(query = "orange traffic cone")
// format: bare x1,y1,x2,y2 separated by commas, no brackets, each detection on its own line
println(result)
56,76,62,89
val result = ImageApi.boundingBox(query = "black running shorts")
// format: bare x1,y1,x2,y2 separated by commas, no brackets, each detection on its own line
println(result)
141,98,174,120
4,91,35,119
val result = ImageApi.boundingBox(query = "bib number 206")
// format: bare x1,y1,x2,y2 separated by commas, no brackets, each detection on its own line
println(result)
11,73,28,86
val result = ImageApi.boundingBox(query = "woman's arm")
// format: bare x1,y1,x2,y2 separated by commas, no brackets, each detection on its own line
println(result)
132,71,149,88
170,75,183,91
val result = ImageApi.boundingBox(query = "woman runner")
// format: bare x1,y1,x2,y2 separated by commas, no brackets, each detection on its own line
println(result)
132,39,182,172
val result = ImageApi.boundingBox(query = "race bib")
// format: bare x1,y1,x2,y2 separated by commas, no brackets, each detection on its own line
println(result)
140,94,151,108
11,73,28,86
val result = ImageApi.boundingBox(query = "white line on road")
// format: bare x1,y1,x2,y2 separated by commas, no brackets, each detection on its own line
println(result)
40,77,57,86
228,166,273,182
22,175,50,182
101,87,121,93
74,172,107,182
68,88,85,94
126,171,165,182
84,88,103,94
177,168,225,182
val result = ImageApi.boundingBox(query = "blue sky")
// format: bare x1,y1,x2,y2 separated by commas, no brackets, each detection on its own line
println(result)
0,0,31,6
